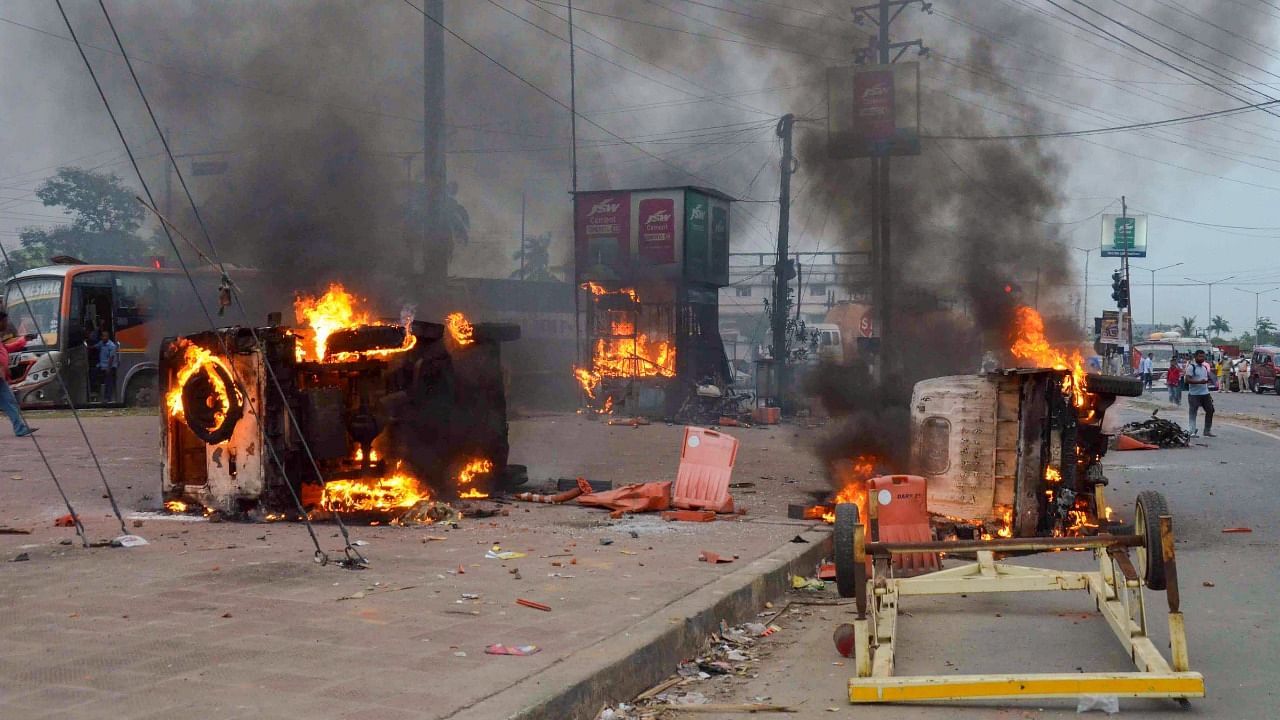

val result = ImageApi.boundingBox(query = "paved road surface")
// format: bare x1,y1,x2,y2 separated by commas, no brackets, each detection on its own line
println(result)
682,390,1279,719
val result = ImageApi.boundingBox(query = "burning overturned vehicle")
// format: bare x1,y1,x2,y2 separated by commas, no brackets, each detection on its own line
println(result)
161,284,521,521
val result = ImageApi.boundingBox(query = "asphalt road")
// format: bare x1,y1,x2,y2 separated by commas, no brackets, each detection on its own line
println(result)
687,389,1279,719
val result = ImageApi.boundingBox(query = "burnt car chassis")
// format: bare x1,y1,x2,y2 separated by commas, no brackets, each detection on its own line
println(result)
829,372,1204,706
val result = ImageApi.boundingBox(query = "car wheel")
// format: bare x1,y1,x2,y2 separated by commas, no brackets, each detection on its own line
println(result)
125,372,158,407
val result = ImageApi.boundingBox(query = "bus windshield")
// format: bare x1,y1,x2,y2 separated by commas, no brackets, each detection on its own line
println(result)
4,276,62,349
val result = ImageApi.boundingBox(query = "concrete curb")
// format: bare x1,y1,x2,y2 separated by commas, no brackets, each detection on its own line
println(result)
448,526,834,720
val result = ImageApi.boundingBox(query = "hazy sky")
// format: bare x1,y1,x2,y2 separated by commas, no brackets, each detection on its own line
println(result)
2,0,1279,335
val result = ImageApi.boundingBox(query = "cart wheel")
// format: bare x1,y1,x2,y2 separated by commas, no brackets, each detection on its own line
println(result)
1135,491,1169,591
833,503,864,600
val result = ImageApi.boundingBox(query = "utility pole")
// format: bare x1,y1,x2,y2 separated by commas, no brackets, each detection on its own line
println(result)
1183,274,1236,338
1132,262,1182,329
423,0,446,279
1237,286,1280,339
853,0,927,371
519,189,527,280
1121,194,1131,358
1071,246,1091,333
568,0,579,193
773,114,796,401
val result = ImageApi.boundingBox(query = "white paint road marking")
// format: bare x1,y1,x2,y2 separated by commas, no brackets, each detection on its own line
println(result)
1219,422,1280,443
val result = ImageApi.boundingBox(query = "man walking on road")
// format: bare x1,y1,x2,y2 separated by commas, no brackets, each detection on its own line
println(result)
1186,349,1215,438
0,312,38,437
1139,352,1154,390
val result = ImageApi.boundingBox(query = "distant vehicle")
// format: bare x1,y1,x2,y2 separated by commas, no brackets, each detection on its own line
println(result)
1248,345,1280,394
3,262,266,408
807,323,844,364
1134,333,1213,383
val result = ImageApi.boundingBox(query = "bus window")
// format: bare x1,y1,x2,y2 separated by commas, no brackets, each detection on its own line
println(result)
3,276,62,348
114,272,158,331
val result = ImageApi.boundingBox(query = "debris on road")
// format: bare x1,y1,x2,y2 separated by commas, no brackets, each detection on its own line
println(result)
0,527,31,535
516,598,552,612
699,550,734,564
486,546,526,560
11,552,30,562
1222,527,1252,533
1120,413,1190,448
663,510,716,522
484,644,541,656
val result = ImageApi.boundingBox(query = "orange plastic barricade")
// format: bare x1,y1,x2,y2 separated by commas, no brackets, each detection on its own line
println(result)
672,427,739,513
870,474,940,576
578,482,672,514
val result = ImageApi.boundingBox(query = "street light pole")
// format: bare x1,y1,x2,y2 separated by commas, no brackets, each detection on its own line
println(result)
1184,275,1236,338
1071,246,1090,332
1132,262,1182,329
1237,287,1280,339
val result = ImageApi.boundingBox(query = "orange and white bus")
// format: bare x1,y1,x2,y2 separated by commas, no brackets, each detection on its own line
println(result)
3,261,264,408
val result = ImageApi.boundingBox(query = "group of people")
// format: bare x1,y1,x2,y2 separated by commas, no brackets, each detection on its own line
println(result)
1154,351,1216,438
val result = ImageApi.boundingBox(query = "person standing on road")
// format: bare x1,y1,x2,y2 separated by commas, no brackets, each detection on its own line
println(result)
98,332,119,403
1139,353,1154,389
1186,349,1216,438
1167,358,1183,406
0,312,38,437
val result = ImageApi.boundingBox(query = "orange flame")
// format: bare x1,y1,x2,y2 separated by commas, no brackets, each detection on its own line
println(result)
165,500,188,513
1010,306,1087,408
446,312,475,346
574,367,602,399
321,463,429,512
820,455,878,524
459,488,489,499
456,458,494,486
165,342,240,428
293,283,416,362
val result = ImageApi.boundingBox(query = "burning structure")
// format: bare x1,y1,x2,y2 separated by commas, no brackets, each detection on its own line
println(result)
572,187,734,416
161,284,520,518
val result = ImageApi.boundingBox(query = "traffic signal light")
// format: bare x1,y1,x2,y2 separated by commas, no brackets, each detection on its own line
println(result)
1110,270,1129,309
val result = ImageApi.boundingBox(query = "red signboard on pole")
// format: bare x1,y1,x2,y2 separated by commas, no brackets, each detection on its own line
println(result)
574,191,631,278
637,197,676,264
854,69,895,143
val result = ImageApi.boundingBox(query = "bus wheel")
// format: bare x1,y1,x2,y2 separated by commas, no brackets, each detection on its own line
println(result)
126,372,159,407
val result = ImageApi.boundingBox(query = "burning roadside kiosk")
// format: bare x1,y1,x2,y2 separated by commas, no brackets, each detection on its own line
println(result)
161,284,521,520
572,187,734,416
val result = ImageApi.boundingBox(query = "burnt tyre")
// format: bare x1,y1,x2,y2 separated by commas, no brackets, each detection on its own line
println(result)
1134,490,1169,591
833,502,864,602
1084,374,1145,397
125,371,158,407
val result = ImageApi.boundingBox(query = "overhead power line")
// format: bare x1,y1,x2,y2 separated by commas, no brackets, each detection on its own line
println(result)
925,97,1280,140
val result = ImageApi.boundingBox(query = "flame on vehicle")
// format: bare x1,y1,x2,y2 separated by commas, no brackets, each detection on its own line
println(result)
293,283,416,362
165,341,241,427
446,312,475,346
320,462,429,513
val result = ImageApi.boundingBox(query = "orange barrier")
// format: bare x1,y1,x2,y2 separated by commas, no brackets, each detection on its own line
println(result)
1115,434,1159,451
870,475,939,576
578,481,672,514
672,427,738,513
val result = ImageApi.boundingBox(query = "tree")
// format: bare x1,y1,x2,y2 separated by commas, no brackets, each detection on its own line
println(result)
8,167,152,272
1179,316,1197,337
509,232,564,282
1209,315,1231,338
1257,316,1278,345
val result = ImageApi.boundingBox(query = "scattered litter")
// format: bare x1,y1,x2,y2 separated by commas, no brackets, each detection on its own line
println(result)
727,482,755,489
485,644,541,656
111,535,149,548
486,546,527,560
791,575,826,591
817,563,836,580
600,538,614,546
461,593,481,600
548,573,576,578
1202,581,1215,587
651,703,794,713
400,500,460,525
699,550,734,564
351,540,369,546
11,552,30,562
1222,527,1252,533
620,550,637,556
423,536,447,542
629,531,639,538
1076,694,1120,714
453,651,467,657
789,535,809,543
456,565,466,574
0,527,31,535
516,598,552,612
53,514,76,528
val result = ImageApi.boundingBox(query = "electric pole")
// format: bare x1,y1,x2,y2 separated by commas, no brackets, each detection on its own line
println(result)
1122,196,1134,360
773,113,796,402
423,0,446,280
853,0,928,371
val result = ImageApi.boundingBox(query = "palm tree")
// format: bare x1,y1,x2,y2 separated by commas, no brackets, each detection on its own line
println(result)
509,233,563,282
1209,315,1231,339
1179,316,1197,337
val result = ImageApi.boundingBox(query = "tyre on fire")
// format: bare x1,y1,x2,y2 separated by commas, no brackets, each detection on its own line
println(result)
181,360,244,445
